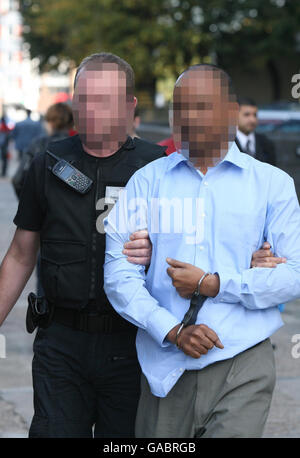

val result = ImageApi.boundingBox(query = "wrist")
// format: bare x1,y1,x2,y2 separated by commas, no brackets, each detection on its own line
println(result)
200,273,220,297
166,323,181,344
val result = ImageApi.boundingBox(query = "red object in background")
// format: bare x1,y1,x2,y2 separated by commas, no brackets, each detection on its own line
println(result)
0,119,12,159
53,92,71,104
68,128,77,136
0,120,11,134
158,136,176,155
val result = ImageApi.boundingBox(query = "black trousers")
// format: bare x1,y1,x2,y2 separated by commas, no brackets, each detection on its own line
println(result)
29,321,141,438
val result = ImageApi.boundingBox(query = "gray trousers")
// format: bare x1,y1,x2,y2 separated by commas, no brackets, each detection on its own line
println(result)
135,338,276,438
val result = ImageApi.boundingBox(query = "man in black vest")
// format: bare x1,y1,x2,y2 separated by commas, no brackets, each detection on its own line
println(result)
235,97,277,166
0,53,165,438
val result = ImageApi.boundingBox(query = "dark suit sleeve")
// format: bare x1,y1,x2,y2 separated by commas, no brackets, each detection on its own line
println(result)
256,134,277,167
264,136,277,166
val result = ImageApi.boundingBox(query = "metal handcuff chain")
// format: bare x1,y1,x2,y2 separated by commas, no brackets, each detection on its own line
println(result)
175,272,212,349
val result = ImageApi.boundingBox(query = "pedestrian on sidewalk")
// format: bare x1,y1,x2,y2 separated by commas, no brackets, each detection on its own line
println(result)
0,116,11,177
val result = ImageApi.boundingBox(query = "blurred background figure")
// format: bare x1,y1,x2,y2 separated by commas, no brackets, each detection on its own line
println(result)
235,97,277,166
0,115,11,177
12,103,74,199
130,107,141,138
11,108,44,160
158,104,176,155
24,102,74,168
158,135,176,155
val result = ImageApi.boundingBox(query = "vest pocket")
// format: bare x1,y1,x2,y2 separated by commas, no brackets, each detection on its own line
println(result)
40,240,87,303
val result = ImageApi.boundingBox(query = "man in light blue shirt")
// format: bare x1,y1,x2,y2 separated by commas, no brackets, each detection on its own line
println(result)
104,65,300,437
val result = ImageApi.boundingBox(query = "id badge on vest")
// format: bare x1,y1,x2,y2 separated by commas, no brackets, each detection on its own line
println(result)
105,185,125,204
96,183,126,234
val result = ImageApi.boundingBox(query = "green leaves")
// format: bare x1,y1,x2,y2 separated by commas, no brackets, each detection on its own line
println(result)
20,0,300,99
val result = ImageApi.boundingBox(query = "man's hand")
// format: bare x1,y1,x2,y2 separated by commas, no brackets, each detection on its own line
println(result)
167,323,224,359
166,258,220,299
251,241,286,268
123,230,152,265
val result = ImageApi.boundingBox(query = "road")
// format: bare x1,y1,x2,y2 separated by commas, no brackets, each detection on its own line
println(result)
0,152,299,438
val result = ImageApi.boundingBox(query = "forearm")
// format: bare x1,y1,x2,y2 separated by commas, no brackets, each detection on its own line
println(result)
104,256,180,346
215,262,300,310
0,251,37,326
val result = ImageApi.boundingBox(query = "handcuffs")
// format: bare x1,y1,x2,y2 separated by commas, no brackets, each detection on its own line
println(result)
175,272,211,349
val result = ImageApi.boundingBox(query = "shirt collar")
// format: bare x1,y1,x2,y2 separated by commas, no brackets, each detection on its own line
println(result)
221,141,249,169
236,129,255,147
166,140,249,173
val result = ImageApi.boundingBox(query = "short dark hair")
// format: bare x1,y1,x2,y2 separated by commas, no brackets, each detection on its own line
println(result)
175,64,236,99
74,52,135,98
45,103,73,131
238,97,257,107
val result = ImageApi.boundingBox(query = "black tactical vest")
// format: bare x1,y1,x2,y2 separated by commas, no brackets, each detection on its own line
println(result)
39,134,165,317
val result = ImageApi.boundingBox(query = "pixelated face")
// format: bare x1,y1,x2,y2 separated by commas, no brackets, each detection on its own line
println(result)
238,104,258,134
72,63,134,153
172,69,238,166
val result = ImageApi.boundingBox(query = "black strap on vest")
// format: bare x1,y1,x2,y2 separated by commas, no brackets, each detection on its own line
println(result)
46,149,62,162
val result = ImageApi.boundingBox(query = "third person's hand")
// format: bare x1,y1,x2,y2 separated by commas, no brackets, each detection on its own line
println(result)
123,230,152,265
251,241,286,268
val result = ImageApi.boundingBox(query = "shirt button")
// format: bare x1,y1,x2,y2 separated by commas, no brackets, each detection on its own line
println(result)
202,213,206,217
199,245,204,250
203,181,208,186
180,368,184,372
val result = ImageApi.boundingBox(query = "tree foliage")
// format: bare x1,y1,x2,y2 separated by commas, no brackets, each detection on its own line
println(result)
20,0,300,98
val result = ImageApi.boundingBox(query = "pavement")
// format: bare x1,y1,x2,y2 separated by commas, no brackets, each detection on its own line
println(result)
0,152,299,438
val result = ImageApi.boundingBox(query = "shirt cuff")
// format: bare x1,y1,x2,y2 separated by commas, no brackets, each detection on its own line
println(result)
211,270,242,304
146,307,180,348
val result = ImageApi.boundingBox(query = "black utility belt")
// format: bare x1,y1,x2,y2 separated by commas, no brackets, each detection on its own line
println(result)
26,292,135,335
52,307,135,334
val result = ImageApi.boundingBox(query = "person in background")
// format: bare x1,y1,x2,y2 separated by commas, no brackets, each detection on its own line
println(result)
24,103,74,169
158,104,176,155
12,103,74,199
12,108,44,160
235,97,277,166
158,135,176,155
236,97,282,315
0,115,11,177
129,107,141,138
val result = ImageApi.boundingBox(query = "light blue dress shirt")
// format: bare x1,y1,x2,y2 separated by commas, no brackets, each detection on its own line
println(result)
104,142,300,397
